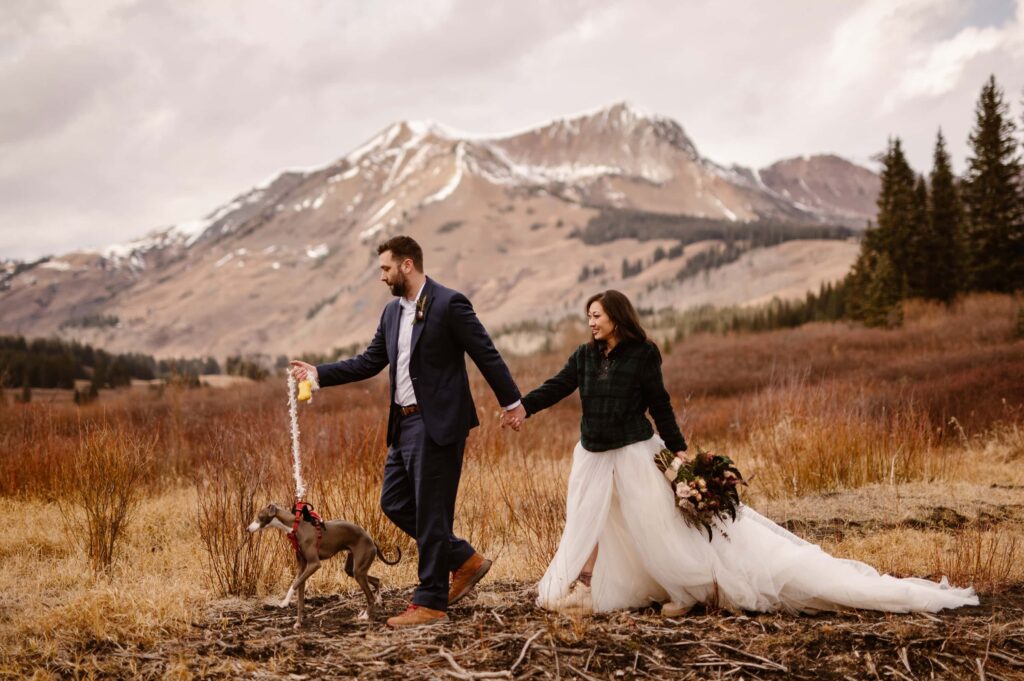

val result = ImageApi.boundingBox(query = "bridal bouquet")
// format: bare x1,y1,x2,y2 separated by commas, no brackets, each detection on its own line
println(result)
654,447,746,540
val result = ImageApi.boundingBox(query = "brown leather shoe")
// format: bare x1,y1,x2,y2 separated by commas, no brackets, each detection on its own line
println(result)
448,553,493,605
386,604,448,628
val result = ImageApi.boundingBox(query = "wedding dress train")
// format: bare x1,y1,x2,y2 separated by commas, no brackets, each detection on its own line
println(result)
536,435,978,614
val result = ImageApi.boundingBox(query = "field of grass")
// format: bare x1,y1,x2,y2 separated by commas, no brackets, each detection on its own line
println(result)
1,293,1022,679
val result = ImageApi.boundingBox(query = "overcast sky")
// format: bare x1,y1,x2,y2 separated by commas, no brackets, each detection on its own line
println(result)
2,0,1022,261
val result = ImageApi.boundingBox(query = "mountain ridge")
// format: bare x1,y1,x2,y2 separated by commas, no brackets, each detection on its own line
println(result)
0,102,876,359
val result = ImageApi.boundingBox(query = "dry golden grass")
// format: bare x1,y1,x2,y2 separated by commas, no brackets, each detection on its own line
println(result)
0,491,206,673
56,424,156,572
0,293,1022,676
740,380,956,499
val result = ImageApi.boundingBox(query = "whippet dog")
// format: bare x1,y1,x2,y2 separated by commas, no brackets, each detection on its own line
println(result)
247,502,401,627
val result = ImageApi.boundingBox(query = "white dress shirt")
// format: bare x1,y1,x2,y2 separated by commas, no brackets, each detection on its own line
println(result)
393,280,521,412
393,282,424,407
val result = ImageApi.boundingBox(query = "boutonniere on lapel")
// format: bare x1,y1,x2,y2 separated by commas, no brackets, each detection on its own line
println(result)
414,293,428,325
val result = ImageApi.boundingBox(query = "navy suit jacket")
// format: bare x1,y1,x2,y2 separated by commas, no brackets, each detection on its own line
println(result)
316,277,521,446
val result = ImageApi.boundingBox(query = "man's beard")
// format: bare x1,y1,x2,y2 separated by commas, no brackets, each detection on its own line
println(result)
389,272,406,297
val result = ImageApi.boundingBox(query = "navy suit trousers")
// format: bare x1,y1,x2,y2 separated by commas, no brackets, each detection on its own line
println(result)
380,412,475,611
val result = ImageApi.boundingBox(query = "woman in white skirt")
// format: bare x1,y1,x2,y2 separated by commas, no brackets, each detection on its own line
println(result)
513,290,978,616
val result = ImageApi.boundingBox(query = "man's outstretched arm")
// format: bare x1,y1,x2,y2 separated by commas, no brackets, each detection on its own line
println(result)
290,310,389,387
448,292,521,409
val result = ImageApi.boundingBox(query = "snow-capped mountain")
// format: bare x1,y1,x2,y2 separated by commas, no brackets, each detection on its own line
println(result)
0,102,876,358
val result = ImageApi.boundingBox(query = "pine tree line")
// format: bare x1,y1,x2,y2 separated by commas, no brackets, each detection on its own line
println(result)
0,336,156,390
665,279,851,339
0,334,221,392
847,75,1023,326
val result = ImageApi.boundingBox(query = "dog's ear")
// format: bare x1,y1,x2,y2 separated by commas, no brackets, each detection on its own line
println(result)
268,503,277,514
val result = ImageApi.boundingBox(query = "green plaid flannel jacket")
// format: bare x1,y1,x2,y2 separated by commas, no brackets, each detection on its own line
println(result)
521,339,687,453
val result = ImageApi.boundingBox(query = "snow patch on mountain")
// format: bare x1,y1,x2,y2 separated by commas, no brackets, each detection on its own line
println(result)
346,123,405,165
359,223,385,242
470,142,670,188
332,166,361,183
712,195,739,222
424,143,466,204
306,244,329,259
367,199,397,225
39,259,73,271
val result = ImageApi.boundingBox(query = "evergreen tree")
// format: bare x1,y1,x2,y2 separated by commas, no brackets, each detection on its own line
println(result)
905,174,929,298
846,138,916,324
845,240,876,323
874,137,918,294
863,253,903,327
925,130,964,303
962,75,1023,292
846,247,902,327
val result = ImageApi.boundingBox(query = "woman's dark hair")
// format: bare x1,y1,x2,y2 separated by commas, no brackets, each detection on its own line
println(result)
585,290,648,349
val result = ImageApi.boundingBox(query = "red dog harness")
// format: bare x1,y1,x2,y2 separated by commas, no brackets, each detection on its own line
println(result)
286,500,325,558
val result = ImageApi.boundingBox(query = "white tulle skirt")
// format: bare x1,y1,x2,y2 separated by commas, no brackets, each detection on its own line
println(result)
536,436,979,614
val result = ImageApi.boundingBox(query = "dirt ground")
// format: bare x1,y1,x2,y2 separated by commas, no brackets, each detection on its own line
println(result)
33,579,1023,680
18,487,1024,680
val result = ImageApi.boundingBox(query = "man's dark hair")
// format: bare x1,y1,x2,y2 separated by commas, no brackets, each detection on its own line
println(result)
377,235,424,272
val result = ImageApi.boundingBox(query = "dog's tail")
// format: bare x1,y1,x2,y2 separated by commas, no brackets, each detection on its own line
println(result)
375,543,402,565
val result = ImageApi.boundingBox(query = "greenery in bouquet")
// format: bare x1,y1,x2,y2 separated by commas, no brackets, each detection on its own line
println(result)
654,447,747,540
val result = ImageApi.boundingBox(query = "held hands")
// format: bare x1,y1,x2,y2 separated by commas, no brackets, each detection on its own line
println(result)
501,404,527,432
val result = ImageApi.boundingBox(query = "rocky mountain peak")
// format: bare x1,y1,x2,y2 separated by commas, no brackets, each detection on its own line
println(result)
497,101,696,154
757,154,879,223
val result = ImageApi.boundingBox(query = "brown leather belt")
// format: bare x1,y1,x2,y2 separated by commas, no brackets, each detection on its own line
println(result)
398,404,420,417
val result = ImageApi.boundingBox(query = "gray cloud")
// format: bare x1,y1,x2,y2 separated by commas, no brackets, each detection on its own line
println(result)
1,0,1022,260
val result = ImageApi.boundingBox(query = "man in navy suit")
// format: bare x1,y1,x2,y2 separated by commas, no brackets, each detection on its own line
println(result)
290,235,525,627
